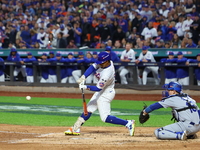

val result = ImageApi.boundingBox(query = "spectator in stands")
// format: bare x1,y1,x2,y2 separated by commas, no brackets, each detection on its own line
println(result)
186,53,200,86
186,38,197,48
197,39,200,48
66,23,74,45
190,14,200,44
74,21,82,47
182,14,193,38
47,33,57,49
37,28,46,48
176,51,189,85
172,34,182,48
66,40,78,49
56,32,66,48
141,21,158,42
100,19,111,42
155,39,165,48
160,52,177,84
9,25,17,45
0,56,5,82
20,25,31,45
20,52,36,83
112,26,126,45
7,48,26,81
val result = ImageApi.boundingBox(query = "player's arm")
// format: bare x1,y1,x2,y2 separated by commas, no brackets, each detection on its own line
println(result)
143,102,163,114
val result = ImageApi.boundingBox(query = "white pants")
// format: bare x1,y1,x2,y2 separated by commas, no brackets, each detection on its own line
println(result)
87,88,115,122
178,77,189,85
165,78,177,84
142,66,160,85
40,77,48,83
61,76,76,83
48,75,57,83
14,66,26,77
26,76,33,83
118,66,134,84
72,70,81,82
0,74,5,82
154,121,200,140
197,80,200,86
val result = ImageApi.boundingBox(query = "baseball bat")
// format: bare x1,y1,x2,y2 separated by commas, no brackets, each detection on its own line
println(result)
81,88,88,116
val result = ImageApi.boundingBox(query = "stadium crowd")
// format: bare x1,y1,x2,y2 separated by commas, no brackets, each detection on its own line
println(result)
0,0,199,49
0,0,200,85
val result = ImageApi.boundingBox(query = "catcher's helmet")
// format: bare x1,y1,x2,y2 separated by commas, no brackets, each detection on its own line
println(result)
163,82,182,93
96,51,111,64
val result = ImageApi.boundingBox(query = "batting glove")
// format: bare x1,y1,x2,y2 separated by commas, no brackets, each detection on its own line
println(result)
77,75,86,84
79,84,87,90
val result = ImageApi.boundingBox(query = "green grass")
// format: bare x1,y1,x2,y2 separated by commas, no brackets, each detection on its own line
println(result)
0,96,199,127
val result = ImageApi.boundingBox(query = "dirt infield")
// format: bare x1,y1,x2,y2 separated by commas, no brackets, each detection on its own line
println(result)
0,91,200,150
0,124,200,150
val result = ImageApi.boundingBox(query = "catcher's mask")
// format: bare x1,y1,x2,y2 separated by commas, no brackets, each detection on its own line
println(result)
162,82,182,97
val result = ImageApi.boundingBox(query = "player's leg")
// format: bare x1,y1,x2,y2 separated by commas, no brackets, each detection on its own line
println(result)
0,74,5,82
20,65,27,81
61,77,68,83
68,76,76,83
14,67,20,81
150,67,160,85
27,76,33,83
65,92,99,135
52,75,57,83
142,67,151,85
119,68,129,84
154,122,199,140
197,80,200,86
72,70,81,82
97,89,135,136
182,77,189,85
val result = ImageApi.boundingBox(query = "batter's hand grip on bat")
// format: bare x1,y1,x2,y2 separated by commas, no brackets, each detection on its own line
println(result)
81,88,88,116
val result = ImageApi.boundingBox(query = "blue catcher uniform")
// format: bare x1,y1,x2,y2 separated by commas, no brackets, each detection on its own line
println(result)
176,52,189,85
65,52,135,136
144,82,200,140
186,53,200,85
160,52,177,84
7,48,26,81
0,57,5,82
22,52,36,83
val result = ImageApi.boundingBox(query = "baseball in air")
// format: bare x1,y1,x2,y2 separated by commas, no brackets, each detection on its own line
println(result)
26,96,31,100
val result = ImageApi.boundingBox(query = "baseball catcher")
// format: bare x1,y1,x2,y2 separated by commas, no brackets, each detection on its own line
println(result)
140,82,200,140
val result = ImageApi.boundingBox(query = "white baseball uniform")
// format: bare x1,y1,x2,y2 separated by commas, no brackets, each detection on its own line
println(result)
138,51,160,85
87,61,115,122
141,27,158,40
155,94,200,140
119,49,135,84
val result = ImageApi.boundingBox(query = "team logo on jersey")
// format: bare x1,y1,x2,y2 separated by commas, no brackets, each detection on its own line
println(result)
99,82,105,87
95,73,100,80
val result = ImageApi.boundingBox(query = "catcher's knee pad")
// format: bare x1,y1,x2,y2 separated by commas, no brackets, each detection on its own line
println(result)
154,128,163,139
80,112,92,121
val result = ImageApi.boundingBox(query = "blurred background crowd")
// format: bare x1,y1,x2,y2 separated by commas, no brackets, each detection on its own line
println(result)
0,0,200,50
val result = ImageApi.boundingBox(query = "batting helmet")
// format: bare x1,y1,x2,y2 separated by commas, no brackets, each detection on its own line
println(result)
105,46,112,51
96,51,111,64
163,82,182,93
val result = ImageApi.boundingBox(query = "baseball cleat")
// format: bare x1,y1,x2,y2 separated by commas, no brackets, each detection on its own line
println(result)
64,127,80,135
180,131,187,140
126,120,135,136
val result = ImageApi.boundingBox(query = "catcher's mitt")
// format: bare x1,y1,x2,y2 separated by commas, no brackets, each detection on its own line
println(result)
139,104,150,124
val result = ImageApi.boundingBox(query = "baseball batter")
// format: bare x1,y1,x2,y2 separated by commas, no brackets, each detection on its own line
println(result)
143,82,200,140
119,43,135,84
65,51,135,136
136,46,159,85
